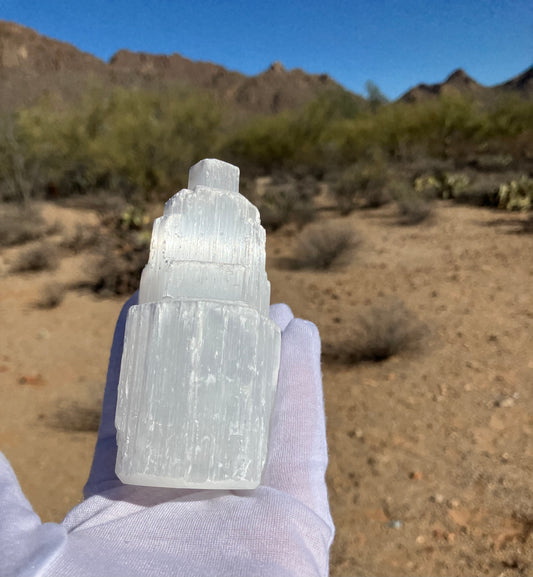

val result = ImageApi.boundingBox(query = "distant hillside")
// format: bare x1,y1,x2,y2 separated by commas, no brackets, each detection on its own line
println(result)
400,66,533,103
1,20,530,115
0,20,357,114
499,65,533,94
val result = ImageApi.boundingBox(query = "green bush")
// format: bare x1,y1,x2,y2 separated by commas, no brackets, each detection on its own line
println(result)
14,86,224,200
1,83,532,201
224,88,365,174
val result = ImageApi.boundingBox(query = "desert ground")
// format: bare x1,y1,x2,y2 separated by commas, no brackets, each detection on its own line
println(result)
1,197,532,576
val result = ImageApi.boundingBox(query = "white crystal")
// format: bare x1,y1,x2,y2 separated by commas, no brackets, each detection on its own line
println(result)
115,159,281,489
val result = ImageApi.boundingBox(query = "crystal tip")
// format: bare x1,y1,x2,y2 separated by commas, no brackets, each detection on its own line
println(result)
188,159,240,194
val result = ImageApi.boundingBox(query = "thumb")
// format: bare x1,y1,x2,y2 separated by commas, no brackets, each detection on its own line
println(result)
0,452,66,576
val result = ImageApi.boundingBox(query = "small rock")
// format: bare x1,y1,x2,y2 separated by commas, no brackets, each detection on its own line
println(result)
448,498,460,509
431,493,445,504
445,532,456,543
416,535,425,544
409,471,423,480
36,328,50,340
495,396,515,408
387,520,403,529
465,360,481,371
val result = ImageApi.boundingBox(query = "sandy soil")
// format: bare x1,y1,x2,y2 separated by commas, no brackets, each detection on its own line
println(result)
1,200,532,576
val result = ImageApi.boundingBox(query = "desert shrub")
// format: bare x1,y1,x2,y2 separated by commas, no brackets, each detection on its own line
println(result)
0,206,46,247
467,153,514,172
362,186,392,209
89,243,148,296
221,113,295,173
61,223,101,253
36,282,65,309
15,86,223,200
396,196,434,225
256,177,316,231
324,299,426,363
224,88,365,175
520,213,533,233
292,221,359,270
0,115,43,204
498,176,533,211
259,201,315,231
451,179,500,207
11,243,59,273
46,220,64,236
332,157,390,214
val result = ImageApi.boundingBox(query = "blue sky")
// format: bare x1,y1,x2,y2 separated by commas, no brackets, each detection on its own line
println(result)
2,0,532,99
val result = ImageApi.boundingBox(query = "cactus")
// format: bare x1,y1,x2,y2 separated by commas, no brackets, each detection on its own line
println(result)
414,173,470,200
498,176,533,211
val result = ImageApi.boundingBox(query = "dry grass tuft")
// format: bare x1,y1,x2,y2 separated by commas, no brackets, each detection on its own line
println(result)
35,282,65,309
88,244,148,296
396,197,434,225
292,221,359,270
323,299,427,363
0,206,46,247
61,222,101,253
11,243,59,273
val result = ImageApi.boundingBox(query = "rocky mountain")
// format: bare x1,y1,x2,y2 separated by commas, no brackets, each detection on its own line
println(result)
400,66,533,103
498,65,533,94
1,20,530,115
0,20,354,115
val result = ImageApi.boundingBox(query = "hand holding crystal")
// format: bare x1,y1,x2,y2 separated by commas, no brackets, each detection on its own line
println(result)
0,297,334,576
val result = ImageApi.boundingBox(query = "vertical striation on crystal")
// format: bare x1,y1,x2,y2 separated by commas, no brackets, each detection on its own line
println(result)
115,159,281,489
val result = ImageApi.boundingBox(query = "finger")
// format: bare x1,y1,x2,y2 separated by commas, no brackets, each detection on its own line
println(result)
269,303,294,331
84,292,138,498
262,319,332,525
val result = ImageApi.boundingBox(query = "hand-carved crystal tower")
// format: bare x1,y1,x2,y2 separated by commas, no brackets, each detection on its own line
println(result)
115,159,281,489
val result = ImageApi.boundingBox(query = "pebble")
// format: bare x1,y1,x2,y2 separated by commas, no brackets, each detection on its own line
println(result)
36,328,50,340
498,397,515,408
448,498,460,509
387,520,403,529
495,394,518,408
431,493,445,504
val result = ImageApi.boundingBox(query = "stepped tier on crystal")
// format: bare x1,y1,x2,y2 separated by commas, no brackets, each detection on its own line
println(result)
115,159,281,489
